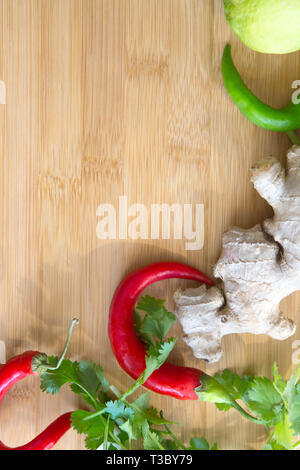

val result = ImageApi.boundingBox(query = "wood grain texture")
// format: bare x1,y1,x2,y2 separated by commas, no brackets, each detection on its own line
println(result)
0,0,300,450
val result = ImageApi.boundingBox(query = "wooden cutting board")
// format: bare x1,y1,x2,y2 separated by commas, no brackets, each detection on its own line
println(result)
1,0,300,450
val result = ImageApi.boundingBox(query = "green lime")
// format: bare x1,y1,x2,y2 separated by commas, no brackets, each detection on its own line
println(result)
224,0,300,54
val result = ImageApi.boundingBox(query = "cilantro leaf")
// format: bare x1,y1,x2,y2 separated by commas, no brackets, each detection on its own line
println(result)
40,357,109,410
262,439,288,450
142,407,175,426
142,421,164,450
246,377,283,425
40,357,79,395
131,392,150,410
214,369,254,400
190,437,210,450
163,440,179,450
284,363,300,435
272,415,294,449
104,400,134,420
71,410,105,435
119,337,177,402
134,296,176,346
197,363,300,450
78,360,109,393
143,431,164,450
85,420,115,450
71,409,108,450
119,419,137,441
189,437,218,450
143,337,177,382
272,363,287,396
288,384,300,435
210,442,219,450
71,361,109,407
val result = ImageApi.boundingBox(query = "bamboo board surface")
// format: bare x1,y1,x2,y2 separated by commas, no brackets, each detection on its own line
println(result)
1,0,300,450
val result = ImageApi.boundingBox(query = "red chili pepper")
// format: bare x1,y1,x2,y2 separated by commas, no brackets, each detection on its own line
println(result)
0,351,72,450
109,262,214,400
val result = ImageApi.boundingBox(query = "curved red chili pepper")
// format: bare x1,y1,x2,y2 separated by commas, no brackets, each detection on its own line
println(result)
0,351,72,450
109,262,214,400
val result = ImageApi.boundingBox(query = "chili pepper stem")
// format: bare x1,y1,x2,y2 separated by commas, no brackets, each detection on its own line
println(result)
287,130,300,145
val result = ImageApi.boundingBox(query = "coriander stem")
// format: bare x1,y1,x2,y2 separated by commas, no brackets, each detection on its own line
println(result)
47,318,79,371
83,408,107,420
71,382,99,411
103,417,110,450
163,423,187,450
110,385,121,398
102,416,128,450
108,423,129,450
231,401,262,424
111,435,127,450
98,412,127,450
119,372,145,401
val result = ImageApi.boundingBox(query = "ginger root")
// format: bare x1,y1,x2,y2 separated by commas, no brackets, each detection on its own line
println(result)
174,145,300,363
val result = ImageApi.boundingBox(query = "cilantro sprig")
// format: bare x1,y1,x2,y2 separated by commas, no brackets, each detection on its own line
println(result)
36,296,300,450
38,296,215,450
196,363,300,450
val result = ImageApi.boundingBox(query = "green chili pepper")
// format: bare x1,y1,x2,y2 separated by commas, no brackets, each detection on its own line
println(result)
222,44,300,134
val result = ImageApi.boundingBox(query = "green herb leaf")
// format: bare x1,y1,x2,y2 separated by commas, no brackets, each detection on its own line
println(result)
143,337,177,382
71,410,104,435
198,363,300,449
142,421,164,450
189,437,218,450
272,415,294,449
131,392,150,410
135,295,176,346
40,357,79,395
163,440,179,450
119,419,136,442
246,377,283,425
284,364,300,435
71,409,107,450
71,361,109,407
40,357,109,410
262,439,287,450
288,384,300,435
272,363,287,396
104,400,134,420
